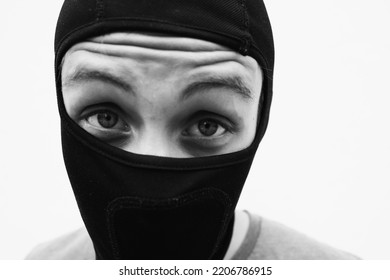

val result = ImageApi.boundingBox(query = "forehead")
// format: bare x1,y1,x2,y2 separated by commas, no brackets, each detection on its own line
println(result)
61,32,262,93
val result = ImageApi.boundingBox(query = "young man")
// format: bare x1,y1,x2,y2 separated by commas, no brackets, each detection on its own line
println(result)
27,0,358,259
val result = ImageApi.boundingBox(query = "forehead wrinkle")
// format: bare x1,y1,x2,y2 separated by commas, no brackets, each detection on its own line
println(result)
185,55,262,94
85,32,260,71
67,41,245,69
62,36,262,100
89,32,231,52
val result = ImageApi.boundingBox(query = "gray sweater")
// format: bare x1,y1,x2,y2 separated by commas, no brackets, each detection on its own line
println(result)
25,211,359,260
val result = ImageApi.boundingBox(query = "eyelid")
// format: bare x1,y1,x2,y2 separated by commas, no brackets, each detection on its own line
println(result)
180,117,234,156
79,103,125,121
180,113,237,145
183,120,227,139
184,111,236,134
80,103,131,133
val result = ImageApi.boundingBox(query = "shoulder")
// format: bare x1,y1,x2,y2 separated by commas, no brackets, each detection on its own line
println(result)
25,227,95,260
247,214,360,260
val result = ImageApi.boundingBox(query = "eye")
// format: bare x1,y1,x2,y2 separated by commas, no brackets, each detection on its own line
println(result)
180,114,237,156
185,118,228,138
88,111,119,129
80,107,131,142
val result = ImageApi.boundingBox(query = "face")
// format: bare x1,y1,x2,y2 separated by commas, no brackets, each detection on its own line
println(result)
61,33,262,158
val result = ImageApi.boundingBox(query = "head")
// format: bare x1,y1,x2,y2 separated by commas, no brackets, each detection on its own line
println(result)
61,32,263,157
55,0,274,259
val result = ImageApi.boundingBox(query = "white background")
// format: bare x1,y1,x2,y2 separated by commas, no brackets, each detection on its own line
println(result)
0,0,389,259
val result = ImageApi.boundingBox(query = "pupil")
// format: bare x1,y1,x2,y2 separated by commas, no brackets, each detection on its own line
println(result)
97,112,118,128
198,120,218,136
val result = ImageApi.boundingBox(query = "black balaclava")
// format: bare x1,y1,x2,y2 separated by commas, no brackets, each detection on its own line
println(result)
55,0,274,260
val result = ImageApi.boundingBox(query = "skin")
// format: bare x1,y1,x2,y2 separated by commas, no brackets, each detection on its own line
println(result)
61,32,262,259
61,32,263,158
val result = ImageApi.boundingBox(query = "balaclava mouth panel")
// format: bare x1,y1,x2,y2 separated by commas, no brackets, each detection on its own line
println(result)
55,0,274,260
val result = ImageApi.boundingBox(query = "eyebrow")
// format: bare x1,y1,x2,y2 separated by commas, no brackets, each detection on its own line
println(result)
63,68,133,93
181,76,253,101
63,68,253,101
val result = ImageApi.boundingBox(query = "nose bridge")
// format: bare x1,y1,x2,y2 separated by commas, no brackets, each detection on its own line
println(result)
130,125,176,157
124,69,183,157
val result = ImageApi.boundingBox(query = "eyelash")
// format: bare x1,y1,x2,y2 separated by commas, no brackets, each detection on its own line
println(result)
183,115,233,138
85,110,127,129
79,105,131,142
79,105,236,150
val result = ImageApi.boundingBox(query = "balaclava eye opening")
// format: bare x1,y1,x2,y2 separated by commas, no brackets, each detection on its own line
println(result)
55,0,274,260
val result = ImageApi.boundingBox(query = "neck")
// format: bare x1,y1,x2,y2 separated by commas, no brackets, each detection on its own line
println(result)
223,210,250,259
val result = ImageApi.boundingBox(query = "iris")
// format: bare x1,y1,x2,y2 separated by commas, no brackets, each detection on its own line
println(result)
97,111,118,128
198,119,218,136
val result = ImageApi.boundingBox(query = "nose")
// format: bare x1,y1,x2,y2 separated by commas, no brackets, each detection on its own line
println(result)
123,129,184,158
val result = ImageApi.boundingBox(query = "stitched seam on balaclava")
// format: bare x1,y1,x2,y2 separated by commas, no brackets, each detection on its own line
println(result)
238,0,251,54
96,0,105,21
